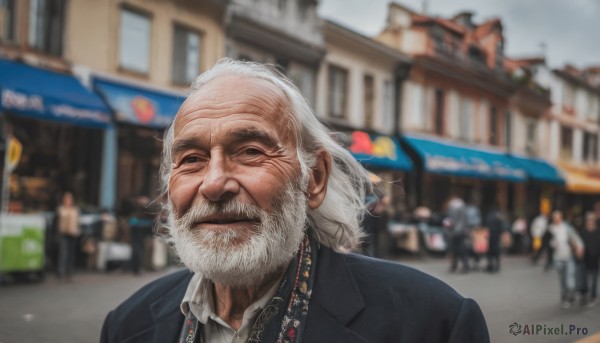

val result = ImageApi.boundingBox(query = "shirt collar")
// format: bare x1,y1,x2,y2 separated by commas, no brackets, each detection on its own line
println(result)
180,272,283,327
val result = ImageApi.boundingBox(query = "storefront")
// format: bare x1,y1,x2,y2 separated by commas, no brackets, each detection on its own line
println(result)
555,162,600,221
0,59,111,212
344,130,413,211
402,134,527,216
508,155,565,221
93,77,184,212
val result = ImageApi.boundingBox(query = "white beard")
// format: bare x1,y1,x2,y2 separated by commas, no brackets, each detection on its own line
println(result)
169,184,307,287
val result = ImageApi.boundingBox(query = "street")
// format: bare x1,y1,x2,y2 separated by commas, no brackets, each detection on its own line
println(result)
0,256,599,343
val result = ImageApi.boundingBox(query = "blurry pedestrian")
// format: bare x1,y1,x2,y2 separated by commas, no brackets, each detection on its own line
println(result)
464,198,482,270
580,212,600,307
129,196,155,275
56,192,80,280
446,196,469,273
361,194,389,258
511,214,528,255
485,205,507,273
531,200,551,265
549,210,584,309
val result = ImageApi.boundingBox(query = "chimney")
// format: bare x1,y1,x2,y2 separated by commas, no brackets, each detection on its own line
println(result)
453,11,474,29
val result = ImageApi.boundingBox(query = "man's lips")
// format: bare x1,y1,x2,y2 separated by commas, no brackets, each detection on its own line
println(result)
194,216,260,226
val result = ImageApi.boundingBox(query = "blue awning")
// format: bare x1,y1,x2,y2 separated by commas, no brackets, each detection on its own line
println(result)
94,78,184,129
0,59,111,128
347,131,413,171
403,135,527,182
508,155,565,185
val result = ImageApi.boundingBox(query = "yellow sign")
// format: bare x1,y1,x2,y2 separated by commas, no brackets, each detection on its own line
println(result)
6,137,22,171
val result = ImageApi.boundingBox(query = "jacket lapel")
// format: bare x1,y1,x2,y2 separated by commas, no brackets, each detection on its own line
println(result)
122,271,191,343
303,247,368,343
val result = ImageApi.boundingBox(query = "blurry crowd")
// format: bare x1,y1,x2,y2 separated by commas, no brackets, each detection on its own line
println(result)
360,194,600,309
45,192,167,281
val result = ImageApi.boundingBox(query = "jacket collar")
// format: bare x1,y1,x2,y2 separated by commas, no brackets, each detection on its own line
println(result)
303,246,369,342
125,247,367,343
122,270,192,343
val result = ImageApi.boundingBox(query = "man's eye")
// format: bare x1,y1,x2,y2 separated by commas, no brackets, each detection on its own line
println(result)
182,156,202,164
243,148,263,156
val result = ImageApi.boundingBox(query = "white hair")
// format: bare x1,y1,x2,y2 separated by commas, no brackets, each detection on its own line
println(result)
159,58,372,251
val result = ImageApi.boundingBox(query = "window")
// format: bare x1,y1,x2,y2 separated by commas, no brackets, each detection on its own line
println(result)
433,89,445,135
489,106,498,145
469,46,486,67
495,40,504,71
328,65,348,119
172,25,200,84
583,132,599,162
289,66,315,107
458,97,473,142
0,0,16,42
363,74,374,129
430,25,446,55
119,8,151,74
562,83,575,113
560,126,573,159
525,120,537,155
28,0,67,55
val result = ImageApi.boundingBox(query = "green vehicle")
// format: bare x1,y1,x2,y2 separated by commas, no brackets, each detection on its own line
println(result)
0,214,46,283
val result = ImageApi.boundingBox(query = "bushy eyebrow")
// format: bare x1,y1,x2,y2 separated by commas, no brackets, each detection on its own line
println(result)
171,137,205,160
228,128,282,150
170,128,283,160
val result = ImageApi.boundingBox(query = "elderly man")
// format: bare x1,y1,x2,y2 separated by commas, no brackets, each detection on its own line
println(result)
100,60,489,343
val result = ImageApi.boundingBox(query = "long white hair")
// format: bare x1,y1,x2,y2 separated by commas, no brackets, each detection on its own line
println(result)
159,59,372,251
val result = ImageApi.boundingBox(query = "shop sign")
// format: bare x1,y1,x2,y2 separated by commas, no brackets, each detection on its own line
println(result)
349,131,397,160
131,96,156,124
425,154,526,179
1,89,111,124
2,89,44,113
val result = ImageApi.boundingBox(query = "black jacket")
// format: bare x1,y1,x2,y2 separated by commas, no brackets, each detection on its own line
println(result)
100,247,489,342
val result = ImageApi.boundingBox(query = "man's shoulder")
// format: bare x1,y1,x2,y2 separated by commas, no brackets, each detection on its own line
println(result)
109,269,192,319
310,249,489,342
342,253,463,306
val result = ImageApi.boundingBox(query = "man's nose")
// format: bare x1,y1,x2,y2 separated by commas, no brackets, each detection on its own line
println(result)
198,155,240,202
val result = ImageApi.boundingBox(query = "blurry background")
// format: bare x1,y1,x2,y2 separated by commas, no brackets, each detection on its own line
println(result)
0,0,599,342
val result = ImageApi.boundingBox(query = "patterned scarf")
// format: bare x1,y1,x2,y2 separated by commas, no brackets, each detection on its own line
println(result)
179,232,318,343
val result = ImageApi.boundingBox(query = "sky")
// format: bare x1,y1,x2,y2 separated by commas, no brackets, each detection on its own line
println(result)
318,0,600,69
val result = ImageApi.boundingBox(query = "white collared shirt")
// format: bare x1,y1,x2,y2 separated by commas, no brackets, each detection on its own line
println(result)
180,274,281,343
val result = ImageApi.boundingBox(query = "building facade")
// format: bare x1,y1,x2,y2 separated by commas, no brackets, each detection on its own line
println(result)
0,0,227,212
225,0,324,107
377,3,523,215
315,19,413,208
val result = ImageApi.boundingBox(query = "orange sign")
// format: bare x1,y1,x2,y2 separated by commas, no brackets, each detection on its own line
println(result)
348,131,397,160
131,96,155,124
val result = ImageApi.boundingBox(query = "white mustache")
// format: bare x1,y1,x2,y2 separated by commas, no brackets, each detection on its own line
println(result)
176,200,264,230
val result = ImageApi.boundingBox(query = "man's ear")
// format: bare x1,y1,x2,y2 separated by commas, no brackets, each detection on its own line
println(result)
307,150,331,209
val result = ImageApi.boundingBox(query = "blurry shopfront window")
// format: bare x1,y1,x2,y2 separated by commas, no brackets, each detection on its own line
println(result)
172,24,200,85
560,126,573,160
28,0,66,55
328,64,348,119
119,8,151,74
0,0,16,42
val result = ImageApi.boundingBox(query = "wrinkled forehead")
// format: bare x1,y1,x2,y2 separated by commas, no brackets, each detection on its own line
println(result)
173,75,296,142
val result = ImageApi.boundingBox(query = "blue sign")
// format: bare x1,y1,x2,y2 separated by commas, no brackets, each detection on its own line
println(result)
403,135,527,182
94,78,184,129
0,59,111,128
